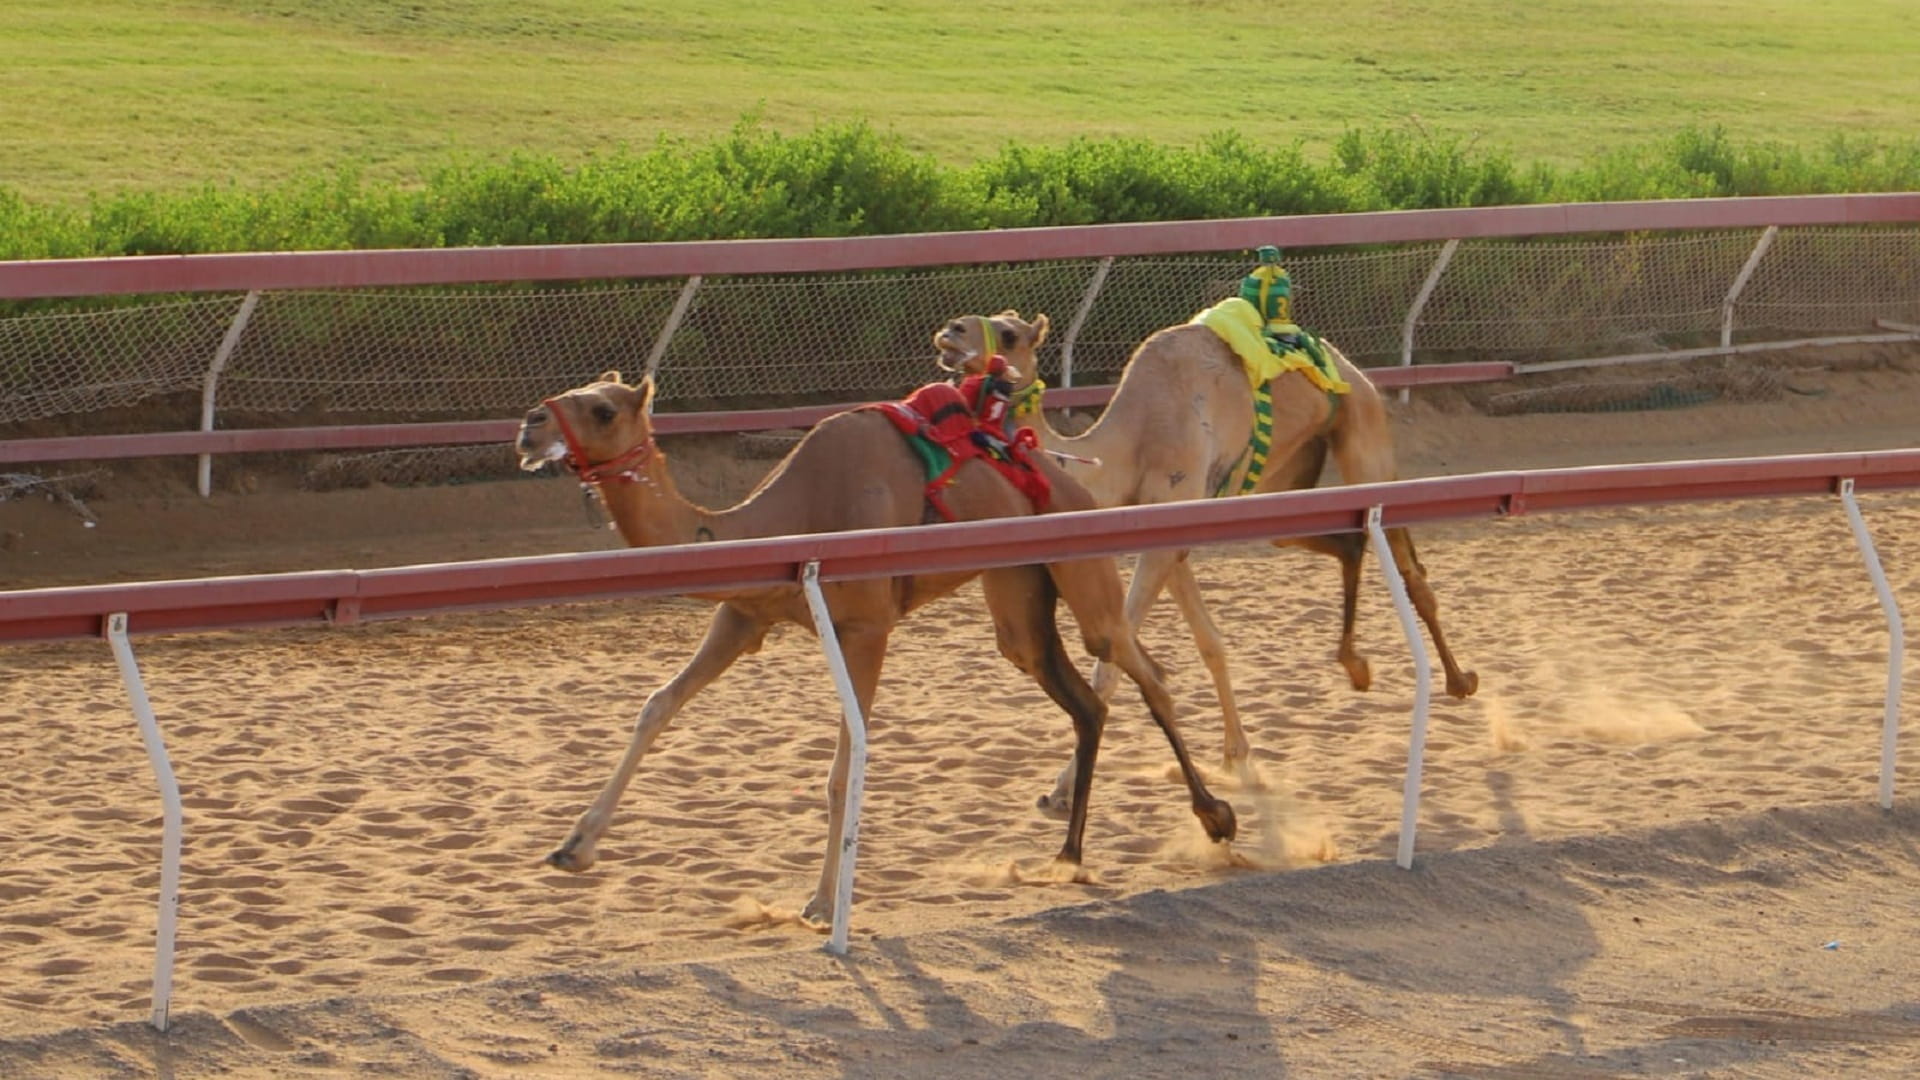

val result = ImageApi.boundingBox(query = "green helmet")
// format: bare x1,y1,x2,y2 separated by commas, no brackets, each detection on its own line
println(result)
1237,245,1292,323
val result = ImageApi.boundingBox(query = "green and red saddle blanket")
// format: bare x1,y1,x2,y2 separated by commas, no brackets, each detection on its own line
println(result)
869,373,1051,523
1191,246,1353,497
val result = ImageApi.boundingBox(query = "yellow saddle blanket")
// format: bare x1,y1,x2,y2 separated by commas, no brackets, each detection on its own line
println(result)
1190,297,1351,396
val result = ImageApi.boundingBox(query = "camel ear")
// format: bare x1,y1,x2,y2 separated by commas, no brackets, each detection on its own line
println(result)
600,370,624,385
634,375,656,415
1029,313,1052,349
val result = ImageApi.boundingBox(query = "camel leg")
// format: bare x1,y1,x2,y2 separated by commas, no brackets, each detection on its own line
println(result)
1047,556,1237,845
1162,560,1250,766
547,603,765,872
1320,376,1479,699
1384,526,1479,698
1050,546,1184,813
981,566,1106,868
1259,437,1376,690
1274,532,1373,691
1089,547,1182,702
801,617,889,926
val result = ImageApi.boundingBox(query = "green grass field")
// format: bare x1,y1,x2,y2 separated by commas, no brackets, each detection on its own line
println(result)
5,0,1915,205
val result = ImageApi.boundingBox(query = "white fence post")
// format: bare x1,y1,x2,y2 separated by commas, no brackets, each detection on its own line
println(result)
1722,225,1779,349
1367,506,1434,869
641,275,702,411
196,290,261,498
1399,239,1459,405
1058,256,1115,390
799,560,869,955
104,612,182,1031
1838,479,1905,809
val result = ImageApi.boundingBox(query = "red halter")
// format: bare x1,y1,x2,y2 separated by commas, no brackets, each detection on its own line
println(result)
542,395,656,485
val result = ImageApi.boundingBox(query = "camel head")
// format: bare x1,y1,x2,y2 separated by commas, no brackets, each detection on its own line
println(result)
933,310,1050,387
517,371,658,483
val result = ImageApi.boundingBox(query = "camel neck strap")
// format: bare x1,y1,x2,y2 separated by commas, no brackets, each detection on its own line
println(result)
1010,377,1047,419
543,396,657,485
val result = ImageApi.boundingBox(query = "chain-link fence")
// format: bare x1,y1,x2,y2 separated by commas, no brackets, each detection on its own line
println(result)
1412,232,1763,359
1741,228,1920,336
4,227,1917,436
0,296,242,422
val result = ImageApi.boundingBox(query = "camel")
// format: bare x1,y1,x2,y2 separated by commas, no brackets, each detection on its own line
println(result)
933,309,1477,811
515,370,1235,927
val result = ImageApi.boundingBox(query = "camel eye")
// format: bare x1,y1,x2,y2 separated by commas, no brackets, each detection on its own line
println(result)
591,403,617,424
946,320,964,335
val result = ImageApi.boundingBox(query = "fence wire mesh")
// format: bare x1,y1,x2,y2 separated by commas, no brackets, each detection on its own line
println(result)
651,262,1103,405
1738,228,1920,336
0,296,244,423
219,282,685,415
1057,246,1446,383
3,227,1917,448
1415,231,1764,359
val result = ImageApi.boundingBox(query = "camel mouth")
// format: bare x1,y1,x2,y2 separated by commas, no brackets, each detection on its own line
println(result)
933,332,981,373
517,434,567,472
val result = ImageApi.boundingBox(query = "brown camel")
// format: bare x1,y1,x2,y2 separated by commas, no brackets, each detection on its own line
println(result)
934,312,1477,810
515,371,1235,926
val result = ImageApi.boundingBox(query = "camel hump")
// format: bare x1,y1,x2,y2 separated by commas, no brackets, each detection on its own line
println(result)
1123,322,1241,382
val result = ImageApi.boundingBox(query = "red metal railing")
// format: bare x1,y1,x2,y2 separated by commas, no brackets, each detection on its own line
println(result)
7,448,1918,644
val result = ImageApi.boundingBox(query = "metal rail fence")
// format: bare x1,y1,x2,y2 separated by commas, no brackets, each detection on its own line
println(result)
3,195,1918,494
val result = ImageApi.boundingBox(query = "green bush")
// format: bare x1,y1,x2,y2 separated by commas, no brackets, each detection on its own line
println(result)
1546,127,1920,202
3,120,1917,262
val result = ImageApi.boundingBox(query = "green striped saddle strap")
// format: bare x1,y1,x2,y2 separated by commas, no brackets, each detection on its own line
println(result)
1215,381,1276,498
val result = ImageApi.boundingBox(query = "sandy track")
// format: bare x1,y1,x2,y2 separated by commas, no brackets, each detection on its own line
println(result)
2,354,1917,1077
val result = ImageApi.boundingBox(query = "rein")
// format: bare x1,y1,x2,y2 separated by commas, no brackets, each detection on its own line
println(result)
543,395,657,485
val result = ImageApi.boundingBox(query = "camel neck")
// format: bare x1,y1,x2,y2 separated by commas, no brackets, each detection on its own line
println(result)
1004,382,1137,505
1012,391,1128,456
590,448,732,549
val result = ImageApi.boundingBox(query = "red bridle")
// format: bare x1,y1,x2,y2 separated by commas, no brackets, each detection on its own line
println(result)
541,395,656,485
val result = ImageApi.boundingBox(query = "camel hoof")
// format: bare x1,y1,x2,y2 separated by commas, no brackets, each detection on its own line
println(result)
1196,797,1238,843
1342,654,1373,692
1223,733,1251,769
799,895,832,928
1035,791,1073,821
1227,755,1264,791
1447,670,1480,699
1051,854,1092,884
545,837,595,873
